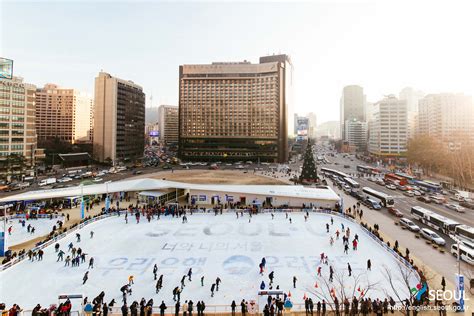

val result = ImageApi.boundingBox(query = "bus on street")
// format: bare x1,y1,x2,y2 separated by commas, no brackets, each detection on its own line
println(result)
384,173,408,186
362,187,395,208
453,224,474,244
410,206,459,234
344,177,360,189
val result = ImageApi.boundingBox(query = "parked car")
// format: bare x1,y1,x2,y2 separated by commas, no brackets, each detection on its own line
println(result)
386,184,397,190
397,185,408,191
388,208,403,217
413,190,423,196
93,177,103,182
417,196,431,203
403,191,415,197
399,218,420,232
429,195,446,204
445,203,465,213
460,201,474,210
366,198,382,210
451,194,465,202
420,228,446,246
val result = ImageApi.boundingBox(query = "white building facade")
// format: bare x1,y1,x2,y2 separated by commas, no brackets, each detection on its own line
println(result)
368,95,408,157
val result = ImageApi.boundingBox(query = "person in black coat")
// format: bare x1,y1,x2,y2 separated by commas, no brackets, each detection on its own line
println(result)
159,301,167,316
230,301,236,316
121,304,128,316
175,301,180,316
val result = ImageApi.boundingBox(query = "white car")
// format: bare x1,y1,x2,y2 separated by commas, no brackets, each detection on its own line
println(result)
386,184,397,190
61,177,73,182
235,165,244,169
93,177,103,182
399,218,420,232
420,228,446,246
445,203,465,213
96,172,105,177
403,190,414,197
413,190,422,196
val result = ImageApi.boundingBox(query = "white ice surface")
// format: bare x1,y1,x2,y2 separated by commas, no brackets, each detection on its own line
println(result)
0,212,418,309
4,217,63,247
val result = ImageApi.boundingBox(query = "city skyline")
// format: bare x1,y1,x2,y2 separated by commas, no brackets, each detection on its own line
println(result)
2,1,474,123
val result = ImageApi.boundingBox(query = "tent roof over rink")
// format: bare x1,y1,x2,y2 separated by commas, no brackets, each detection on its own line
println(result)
0,178,341,203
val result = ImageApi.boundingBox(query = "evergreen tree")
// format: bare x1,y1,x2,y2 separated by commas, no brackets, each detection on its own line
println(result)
299,140,318,184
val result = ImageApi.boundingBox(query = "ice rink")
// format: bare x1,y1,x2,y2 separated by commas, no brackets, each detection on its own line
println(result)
0,212,418,309
4,216,63,247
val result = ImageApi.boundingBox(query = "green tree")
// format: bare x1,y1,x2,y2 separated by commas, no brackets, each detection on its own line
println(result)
299,140,318,184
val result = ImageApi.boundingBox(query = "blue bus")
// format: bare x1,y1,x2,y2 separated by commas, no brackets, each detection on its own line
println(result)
413,180,442,193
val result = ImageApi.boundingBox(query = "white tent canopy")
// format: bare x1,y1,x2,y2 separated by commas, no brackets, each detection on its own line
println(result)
138,191,167,198
0,178,340,204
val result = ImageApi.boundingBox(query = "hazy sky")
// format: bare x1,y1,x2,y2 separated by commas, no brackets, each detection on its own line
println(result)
1,0,473,123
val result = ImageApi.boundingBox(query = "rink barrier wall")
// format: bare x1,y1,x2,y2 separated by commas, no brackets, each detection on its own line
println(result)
0,212,115,271
3,208,422,312
1,208,420,282
302,208,421,282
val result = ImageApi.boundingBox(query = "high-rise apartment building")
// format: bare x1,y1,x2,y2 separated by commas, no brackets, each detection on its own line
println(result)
0,77,44,177
399,87,424,139
340,85,365,141
93,72,145,163
36,84,93,145
158,104,178,145
344,119,368,152
178,54,293,163
368,95,408,157
418,93,474,142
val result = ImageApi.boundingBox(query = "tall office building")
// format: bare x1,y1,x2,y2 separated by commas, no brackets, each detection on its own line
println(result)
418,93,474,142
399,87,424,139
344,119,368,152
158,104,178,144
178,54,293,163
316,121,340,139
368,95,408,157
36,84,93,145
0,77,44,176
93,72,145,163
340,85,365,141
307,112,317,139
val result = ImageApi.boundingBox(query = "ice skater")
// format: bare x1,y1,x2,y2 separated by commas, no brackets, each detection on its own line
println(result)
326,223,330,233
367,259,371,271
83,271,89,285
89,257,94,269
347,263,352,276
268,271,274,285
90,231,94,238
293,276,297,288
188,268,192,281
181,275,186,289
215,277,221,291
76,233,81,242
201,276,204,286
210,283,216,297
153,264,158,280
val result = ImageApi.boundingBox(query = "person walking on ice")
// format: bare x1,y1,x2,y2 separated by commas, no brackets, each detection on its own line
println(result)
293,276,297,288
367,259,371,271
201,276,204,286
128,275,134,285
187,268,192,281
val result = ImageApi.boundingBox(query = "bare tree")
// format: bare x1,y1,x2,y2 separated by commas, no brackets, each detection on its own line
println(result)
305,266,380,312
381,262,423,315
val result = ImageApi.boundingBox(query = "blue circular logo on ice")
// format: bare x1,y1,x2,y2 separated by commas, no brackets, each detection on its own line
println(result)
222,255,254,275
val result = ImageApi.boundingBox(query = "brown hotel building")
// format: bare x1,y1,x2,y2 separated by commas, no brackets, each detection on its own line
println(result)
178,55,293,163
